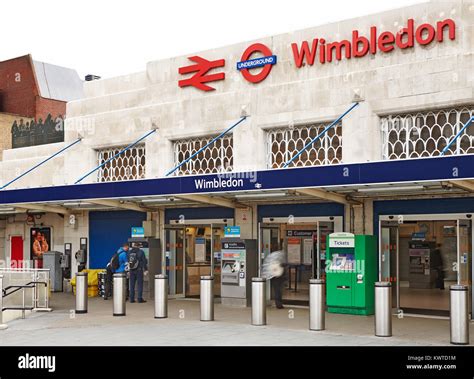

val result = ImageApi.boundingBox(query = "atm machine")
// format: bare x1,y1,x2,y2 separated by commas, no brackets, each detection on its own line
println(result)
326,233,376,315
408,240,437,289
127,237,162,298
220,238,257,307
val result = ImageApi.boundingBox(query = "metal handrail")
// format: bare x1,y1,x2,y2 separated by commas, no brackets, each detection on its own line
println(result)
165,116,247,177
440,116,474,156
1,282,46,319
0,138,82,190
75,129,157,184
283,102,359,168
2,282,47,298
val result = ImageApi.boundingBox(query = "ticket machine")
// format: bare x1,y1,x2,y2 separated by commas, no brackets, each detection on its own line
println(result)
221,238,257,307
326,233,376,315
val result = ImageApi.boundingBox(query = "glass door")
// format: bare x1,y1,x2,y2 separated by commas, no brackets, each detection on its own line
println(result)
211,223,226,297
380,222,399,310
457,219,472,318
316,221,335,280
259,223,281,276
164,226,186,297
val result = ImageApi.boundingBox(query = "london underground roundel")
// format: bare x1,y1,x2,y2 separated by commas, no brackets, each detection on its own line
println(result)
237,43,277,84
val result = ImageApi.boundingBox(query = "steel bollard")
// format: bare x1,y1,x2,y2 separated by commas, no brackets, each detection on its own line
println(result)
113,273,127,317
200,276,214,321
154,274,168,319
450,285,469,345
309,279,325,331
0,275,8,330
375,282,392,337
75,272,88,314
252,278,266,326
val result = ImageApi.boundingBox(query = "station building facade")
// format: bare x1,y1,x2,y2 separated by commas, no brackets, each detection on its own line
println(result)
0,0,473,315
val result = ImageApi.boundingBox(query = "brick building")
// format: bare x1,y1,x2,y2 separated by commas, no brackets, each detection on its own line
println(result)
0,54,83,156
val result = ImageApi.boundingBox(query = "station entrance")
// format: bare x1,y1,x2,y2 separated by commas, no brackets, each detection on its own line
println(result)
163,220,232,298
380,214,473,317
259,216,343,305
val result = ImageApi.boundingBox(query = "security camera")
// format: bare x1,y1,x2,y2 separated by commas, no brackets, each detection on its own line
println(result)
330,216,335,221
389,215,394,220
467,214,472,219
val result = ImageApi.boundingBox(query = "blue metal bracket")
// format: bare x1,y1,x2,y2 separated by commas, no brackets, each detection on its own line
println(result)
1,138,82,190
165,116,247,177
440,116,474,156
283,102,360,168
75,129,157,184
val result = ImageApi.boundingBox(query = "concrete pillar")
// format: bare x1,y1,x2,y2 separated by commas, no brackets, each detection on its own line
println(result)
342,101,381,164
235,207,253,239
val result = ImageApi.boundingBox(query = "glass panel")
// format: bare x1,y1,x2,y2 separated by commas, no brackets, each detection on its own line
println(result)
381,225,398,308
165,229,185,296
212,225,225,297
458,220,472,315
317,222,334,280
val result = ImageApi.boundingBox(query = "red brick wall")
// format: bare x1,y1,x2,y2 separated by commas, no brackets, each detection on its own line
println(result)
0,54,67,120
0,55,38,118
35,97,66,121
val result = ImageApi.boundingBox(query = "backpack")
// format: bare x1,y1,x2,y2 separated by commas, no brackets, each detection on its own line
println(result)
128,248,140,271
110,252,120,271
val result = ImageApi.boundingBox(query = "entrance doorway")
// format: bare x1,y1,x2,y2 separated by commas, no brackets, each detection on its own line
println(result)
259,216,343,305
164,221,231,298
380,214,473,317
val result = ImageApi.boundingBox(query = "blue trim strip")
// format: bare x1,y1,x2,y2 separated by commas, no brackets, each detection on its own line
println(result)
165,117,247,177
1,155,474,205
75,129,156,184
283,102,359,168
0,138,82,190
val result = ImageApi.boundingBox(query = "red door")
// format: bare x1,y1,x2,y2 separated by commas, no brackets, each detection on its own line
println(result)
10,236,24,268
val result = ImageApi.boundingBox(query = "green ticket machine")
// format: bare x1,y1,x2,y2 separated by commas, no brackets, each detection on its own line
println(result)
326,233,377,315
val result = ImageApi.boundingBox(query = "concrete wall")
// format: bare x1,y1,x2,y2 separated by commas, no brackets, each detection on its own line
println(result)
0,1,471,189
0,0,473,267
61,0,473,185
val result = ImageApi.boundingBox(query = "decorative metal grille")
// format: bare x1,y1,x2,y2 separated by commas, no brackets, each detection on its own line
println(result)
173,135,233,175
266,122,342,168
97,144,146,182
381,107,474,160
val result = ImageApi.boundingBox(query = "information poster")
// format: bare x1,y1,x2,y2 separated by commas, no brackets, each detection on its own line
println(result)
303,238,313,265
30,227,51,268
287,237,301,264
195,238,206,262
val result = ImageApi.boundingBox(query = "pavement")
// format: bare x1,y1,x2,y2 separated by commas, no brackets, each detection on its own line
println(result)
0,293,472,346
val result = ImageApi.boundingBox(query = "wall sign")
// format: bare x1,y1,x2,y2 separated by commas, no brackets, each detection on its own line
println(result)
178,56,225,91
291,18,456,67
224,226,241,238
237,43,277,83
329,232,355,248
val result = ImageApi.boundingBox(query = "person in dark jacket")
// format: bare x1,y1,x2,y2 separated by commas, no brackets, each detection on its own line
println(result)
128,244,148,303
104,243,129,299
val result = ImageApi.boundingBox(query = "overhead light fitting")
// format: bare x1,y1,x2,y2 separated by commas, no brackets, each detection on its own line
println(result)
358,185,424,193
235,192,288,199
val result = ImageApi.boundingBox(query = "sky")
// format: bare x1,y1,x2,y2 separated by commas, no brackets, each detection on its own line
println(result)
0,0,427,79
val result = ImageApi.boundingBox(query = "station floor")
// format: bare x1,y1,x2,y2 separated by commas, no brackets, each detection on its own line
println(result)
0,293,472,346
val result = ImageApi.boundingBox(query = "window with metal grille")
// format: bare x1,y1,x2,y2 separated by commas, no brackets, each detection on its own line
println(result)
173,135,233,175
97,144,146,182
266,122,342,169
381,107,474,160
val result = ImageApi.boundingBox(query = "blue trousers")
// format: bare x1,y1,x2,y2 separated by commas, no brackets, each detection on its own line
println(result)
129,269,144,301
